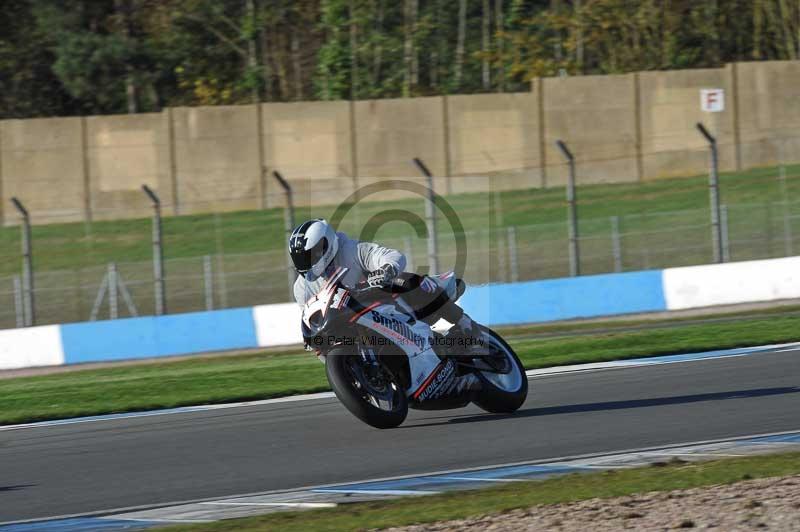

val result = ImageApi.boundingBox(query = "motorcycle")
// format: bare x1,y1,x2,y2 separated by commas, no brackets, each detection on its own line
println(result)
301,267,528,428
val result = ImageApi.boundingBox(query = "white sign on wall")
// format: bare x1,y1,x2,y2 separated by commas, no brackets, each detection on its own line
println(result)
700,89,725,112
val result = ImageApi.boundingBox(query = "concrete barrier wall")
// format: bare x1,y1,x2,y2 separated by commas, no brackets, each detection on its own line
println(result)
3,255,799,370
2,60,799,224
639,67,737,179
0,117,86,224
172,105,261,214
353,96,452,199
86,112,173,218
737,61,800,169
446,92,543,191
542,74,639,186
261,100,355,207
355,96,447,178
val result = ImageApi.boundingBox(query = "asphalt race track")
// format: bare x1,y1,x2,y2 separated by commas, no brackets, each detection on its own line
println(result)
1,348,799,523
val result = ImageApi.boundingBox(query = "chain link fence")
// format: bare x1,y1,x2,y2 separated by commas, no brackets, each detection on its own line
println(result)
1,198,799,330
0,136,798,330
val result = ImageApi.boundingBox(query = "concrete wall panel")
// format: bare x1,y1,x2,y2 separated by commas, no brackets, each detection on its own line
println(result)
446,92,542,189
86,112,172,218
354,97,446,179
542,74,639,187
737,61,800,169
639,67,736,178
1,117,85,224
172,105,260,214
262,101,354,207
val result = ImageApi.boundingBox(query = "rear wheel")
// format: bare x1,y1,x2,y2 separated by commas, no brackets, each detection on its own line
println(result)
472,327,528,414
325,347,408,429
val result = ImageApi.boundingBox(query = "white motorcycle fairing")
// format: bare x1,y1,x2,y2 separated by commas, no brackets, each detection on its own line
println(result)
352,300,449,399
301,267,474,404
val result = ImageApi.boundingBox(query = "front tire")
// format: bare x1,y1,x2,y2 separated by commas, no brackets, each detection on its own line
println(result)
472,327,528,414
325,347,408,429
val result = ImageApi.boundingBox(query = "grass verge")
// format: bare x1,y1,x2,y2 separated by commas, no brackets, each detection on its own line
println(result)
157,452,800,532
2,313,799,425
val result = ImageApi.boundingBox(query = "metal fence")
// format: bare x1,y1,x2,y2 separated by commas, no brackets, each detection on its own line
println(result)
1,133,799,330
1,199,799,330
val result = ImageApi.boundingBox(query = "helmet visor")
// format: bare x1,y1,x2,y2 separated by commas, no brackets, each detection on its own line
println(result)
292,237,328,275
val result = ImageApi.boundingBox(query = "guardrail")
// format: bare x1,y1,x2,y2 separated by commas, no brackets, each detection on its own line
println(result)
2,256,799,371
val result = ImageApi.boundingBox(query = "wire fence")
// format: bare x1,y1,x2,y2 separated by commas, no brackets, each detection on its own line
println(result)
0,135,799,330
1,199,800,330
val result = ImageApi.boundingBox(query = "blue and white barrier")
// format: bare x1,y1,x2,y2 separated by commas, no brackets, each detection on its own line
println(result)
60,308,260,364
0,306,302,371
662,257,800,310
458,269,667,326
2,256,799,370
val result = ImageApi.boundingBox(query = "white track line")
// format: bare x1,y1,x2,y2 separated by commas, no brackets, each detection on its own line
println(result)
312,489,440,496
2,342,798,432
201,502,337,508
106,517,214,523
436,476,527,483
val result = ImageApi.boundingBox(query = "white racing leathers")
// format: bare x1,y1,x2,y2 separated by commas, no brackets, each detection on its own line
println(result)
293,232,406,306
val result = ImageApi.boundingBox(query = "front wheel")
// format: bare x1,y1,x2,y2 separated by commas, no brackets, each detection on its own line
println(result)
472,326,528,414
325,347,408,429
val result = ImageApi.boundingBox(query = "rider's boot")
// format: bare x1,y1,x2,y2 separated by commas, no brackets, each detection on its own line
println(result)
438,302,482,354
448,312,482,349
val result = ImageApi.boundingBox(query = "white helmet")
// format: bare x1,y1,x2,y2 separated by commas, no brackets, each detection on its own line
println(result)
289,219,339,281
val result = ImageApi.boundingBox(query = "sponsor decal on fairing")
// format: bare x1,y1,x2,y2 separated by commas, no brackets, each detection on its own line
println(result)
414,358,457,401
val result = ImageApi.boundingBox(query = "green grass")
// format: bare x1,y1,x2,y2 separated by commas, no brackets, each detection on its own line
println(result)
515,315,800,369
2,313,799,425
157,452,800,531
499,303,800,338
1,163,798,276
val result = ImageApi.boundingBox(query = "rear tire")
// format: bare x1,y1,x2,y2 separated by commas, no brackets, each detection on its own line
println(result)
472,327,528,414
325,347,408,429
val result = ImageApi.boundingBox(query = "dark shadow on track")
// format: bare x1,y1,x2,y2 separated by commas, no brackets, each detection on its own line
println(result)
405,386,800,428
0,485,33,492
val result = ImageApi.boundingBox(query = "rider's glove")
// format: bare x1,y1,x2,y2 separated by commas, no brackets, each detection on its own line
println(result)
367,264,398,288
304,341,321,356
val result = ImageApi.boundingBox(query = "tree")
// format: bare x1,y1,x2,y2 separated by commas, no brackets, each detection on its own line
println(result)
32,0,157,114
454,0,467,89
0,2,73,118
3,0,800,117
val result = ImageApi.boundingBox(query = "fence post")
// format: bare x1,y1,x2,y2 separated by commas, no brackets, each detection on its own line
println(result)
403,236,415,274
203,255,214,311
720,204,731,262
13,276,23,328
142,185,166,315
611,216,622,273
412,158,440,275
108,262,118,320
779,154,793,256
696,123,724,263
272,170,297,300
555,140,580,276
507,226,519,282
213,213,229,309
11,198,34,326
778,137,787,182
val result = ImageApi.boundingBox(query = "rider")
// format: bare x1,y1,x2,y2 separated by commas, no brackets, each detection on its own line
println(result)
288,218,478,344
